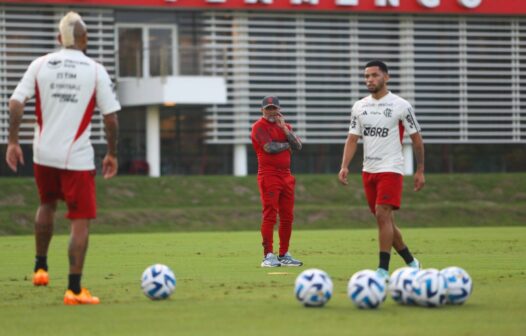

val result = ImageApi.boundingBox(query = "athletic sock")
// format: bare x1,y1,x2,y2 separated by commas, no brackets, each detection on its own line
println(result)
34,256,48,272
68,274,82,294
379,252,391,271
396,247,415,264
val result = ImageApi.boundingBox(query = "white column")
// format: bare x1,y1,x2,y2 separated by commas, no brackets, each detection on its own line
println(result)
403,143,414,176
233,144,247,177
146,105,160,177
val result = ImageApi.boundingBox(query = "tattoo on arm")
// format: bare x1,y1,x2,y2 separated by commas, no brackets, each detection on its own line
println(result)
8,100,24,144
263,142,290,153
103,113,119,156
286,131,302,151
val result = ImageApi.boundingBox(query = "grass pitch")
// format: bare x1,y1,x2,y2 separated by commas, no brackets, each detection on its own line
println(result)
0,227,525,336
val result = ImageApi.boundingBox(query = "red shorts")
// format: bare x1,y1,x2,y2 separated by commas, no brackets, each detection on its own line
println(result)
33,164,96,219
362,172,403,214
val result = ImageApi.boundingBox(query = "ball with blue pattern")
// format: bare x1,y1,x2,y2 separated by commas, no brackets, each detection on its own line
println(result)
440,266,473,305
388,267,419,305
294,268,333,307
347,270,387,309
141,264,176,300
411,268,448,307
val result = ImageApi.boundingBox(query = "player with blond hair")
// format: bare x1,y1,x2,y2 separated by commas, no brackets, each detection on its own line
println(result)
5,11,120,304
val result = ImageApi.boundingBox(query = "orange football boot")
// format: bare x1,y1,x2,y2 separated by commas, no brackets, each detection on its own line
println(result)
32,269,49,286
63,288,100,305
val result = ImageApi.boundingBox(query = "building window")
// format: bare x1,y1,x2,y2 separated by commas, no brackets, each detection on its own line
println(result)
117,25,177,78
118,28,143,77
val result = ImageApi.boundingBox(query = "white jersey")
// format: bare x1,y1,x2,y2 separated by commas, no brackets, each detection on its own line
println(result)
11,49,121,170
348,92,421,175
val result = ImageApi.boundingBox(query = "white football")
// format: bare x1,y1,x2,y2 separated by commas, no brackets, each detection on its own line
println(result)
294,268,333,307
440,266,473,305
411,268,448,307
388,267,419,305
347,269,387,309
141,264,176,300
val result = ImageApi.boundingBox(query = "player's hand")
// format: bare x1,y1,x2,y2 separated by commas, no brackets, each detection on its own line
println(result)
414,170,425,191
102,154,118,180
338,167,349,185
276,112,287,129
5,143,24,172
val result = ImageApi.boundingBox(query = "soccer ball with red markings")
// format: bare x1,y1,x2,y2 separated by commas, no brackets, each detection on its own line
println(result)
294,268,333,307
141,264,176,300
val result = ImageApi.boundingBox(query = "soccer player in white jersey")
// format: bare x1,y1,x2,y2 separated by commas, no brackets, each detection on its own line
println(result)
5,12,120,304
338,60,425,280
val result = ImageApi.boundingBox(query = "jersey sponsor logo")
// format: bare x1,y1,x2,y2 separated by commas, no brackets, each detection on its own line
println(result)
383,108,392,118
405,108,417,129
47,59,62,69
361,110,368,116
363,126,389,137
350,115,358,129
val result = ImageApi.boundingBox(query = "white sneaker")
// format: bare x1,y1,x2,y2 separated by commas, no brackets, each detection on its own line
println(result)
261,253,281,267
408,258,421,269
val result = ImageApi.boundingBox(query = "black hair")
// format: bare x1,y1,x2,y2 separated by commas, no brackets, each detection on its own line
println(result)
365,60,388,74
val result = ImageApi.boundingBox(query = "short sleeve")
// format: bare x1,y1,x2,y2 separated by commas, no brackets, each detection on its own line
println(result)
348,103,362,135
251,123,271,146
10,57,44,103
401,103,421,135
95,63,121,115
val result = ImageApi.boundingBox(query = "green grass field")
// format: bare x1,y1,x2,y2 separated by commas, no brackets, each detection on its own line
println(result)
1,227,525,336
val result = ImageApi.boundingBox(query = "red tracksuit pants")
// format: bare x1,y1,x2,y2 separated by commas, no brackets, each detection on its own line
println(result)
257,174,296,256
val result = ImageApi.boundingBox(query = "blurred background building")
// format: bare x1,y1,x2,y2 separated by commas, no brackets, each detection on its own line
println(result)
0,0,525,176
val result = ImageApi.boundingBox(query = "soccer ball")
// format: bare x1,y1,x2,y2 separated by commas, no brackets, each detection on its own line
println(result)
388,267,419,305
411,268,448,307
141,264,176,300
294,268,333,307
440,266,473,305
347,270,387,309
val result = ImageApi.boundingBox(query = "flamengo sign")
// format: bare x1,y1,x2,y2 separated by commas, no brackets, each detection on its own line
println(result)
188,0,483,9
4,0,524,15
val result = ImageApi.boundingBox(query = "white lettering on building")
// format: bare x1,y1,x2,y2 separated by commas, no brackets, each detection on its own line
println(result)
245,0,273,3
166,0,484,9
335,0,358,6
291,0,319,5
417,0,440,8
459,0,482,8
375,0,400,7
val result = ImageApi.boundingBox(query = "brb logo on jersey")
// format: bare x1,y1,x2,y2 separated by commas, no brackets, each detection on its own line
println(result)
364,124,389,138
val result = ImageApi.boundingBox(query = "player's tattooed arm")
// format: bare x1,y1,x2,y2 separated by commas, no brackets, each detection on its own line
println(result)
285,131,302,151
263,141,290,153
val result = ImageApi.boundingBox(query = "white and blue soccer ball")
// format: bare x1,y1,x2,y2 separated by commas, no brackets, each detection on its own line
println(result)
411,268,448,307
347,270,387,309
294,268,333,307
141,264,176,300
388,267,419,305
440,266,473,305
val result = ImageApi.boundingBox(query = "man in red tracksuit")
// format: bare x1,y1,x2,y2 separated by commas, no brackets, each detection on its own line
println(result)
251,96,303,267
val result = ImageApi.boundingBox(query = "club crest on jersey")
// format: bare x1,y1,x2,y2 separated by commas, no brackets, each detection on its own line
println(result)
47,59,62,69
383,108,392,118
